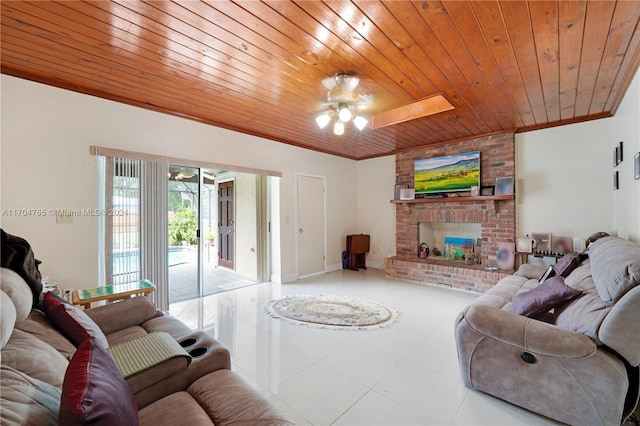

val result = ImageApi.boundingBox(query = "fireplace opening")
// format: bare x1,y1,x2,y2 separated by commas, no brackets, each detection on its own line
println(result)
419,222,482,263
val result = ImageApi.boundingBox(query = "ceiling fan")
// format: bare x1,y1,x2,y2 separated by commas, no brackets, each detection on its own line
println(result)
315,73,457,135
315,73,372,135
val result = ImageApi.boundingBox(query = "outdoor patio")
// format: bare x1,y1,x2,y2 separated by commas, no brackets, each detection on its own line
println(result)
168,258,258,304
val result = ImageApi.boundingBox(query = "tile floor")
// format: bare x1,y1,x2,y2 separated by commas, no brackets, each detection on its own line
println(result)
169,268,561,425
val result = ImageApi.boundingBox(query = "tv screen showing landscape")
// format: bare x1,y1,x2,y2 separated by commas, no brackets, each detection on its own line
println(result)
414,151,480,194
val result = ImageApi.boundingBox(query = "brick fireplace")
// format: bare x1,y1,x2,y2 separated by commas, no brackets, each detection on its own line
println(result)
384,132,516,292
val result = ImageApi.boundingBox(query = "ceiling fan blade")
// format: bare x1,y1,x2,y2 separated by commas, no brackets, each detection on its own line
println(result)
371,94,455,129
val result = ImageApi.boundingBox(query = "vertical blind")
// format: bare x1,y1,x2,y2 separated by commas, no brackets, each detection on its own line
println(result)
110,157,141,285
98,156,168,311
140,161,169,311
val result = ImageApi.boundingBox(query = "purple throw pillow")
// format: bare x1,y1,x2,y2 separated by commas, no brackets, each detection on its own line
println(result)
512,276,582,317
553,253,581,278
59,337,139,425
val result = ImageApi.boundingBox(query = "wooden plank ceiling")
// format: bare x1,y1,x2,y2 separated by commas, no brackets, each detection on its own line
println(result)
2,1,640,160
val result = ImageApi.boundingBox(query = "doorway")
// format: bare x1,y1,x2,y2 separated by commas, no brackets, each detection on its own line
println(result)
296,174,326,278
167,168,262,304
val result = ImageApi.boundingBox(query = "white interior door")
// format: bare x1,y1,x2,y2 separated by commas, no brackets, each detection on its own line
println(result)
297,174,325,278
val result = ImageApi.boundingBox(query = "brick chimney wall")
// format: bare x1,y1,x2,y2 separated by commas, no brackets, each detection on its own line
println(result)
385,132,516,292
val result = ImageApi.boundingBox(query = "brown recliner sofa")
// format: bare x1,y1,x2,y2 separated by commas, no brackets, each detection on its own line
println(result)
1,266,292,425
455,236,640,425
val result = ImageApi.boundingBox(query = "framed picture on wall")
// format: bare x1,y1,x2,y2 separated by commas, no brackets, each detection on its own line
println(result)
395,184,408,200
552,236,573,253
614,170,619,190
496,241,515,270
617,141,624,164
531,233,551,253
480,186,495,196
495,176,514,195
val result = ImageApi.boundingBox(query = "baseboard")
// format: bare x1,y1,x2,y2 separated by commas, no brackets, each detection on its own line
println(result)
279,272,298,284
326,263,342,273
366,260,384,269
270,273,282,284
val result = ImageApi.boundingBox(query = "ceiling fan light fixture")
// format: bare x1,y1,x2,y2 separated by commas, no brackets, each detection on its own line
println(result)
353,115,368,130
315,112,332,129
338,106,352,122
317,72,372,135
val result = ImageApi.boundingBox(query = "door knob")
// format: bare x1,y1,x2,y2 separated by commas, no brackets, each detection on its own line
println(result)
299,228,304,233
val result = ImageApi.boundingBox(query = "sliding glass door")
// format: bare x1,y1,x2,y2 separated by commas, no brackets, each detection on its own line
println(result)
167,165,201,303
167,166,223,304
99,153,267,310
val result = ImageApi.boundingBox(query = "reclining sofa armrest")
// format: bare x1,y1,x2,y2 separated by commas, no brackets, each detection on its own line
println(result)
464,303,596,358
85,296,163,335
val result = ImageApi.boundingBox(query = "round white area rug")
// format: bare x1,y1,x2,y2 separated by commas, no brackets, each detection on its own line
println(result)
264,294,398,330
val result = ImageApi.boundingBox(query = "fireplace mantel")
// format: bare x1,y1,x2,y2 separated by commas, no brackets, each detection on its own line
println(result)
391,194,513,214
390,194,513,204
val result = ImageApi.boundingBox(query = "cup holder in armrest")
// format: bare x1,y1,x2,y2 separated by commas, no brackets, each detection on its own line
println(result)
188,347,209,359
179,337,198,348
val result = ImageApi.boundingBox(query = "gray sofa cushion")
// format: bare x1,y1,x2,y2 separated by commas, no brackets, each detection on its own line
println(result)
589,236,640,305
15,311,76,359
598,286,640,366
554,261,610,344
0,365,60,426
469,274,538,311
1,291,16,349
0,268,33,323
1,329,68,389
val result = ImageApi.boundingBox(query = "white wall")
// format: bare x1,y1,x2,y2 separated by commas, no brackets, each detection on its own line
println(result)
611,72,640,243
515,119,614,240
0,75,358,289
356,155,396,267
515,71,640,244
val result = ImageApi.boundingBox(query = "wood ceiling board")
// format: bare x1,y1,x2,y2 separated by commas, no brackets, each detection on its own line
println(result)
293,1,428,100
573,1,616,118
557,1,586,121
530,1,561,123
466,1,537,128
605,27,640,114
411,1,509,131
2,0,639,160
590,1,640,115
379,1,491,137
495,0,549,125
440,0,525,129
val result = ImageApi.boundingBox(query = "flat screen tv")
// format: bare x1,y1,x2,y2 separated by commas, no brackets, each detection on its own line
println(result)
414,151,480,194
